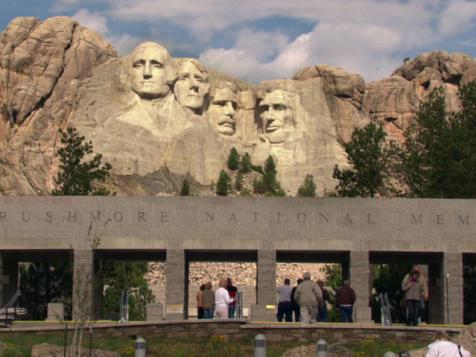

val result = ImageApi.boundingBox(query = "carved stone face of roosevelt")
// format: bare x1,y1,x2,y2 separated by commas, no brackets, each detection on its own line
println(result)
260,90,295,144
208,87,238,136
174,60,209,114
129,42,174,100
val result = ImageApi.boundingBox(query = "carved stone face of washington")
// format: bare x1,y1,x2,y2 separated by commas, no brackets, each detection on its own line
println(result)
260,90,295,143
129,42,175,100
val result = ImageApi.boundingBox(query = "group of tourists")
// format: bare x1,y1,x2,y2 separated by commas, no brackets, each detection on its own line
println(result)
196,277,238,319
196,266,428,325
277,272,356,323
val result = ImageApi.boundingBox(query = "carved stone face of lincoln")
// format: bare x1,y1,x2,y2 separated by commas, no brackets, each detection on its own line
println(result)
174,59,209,114
260,90,295,143
208,87,238,136
129,42,175,100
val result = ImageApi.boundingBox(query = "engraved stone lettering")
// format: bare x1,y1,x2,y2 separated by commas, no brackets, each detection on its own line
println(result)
411,214,422,225
113,211,123,222
228,213,237,223
253,212,260,223
343,214,353,225
436,214,444,225
318,212,329,224
22,211,30,223
161,211,168,223
90,211,101,222
68,211,77,223
458,215,469,225
46,211,53,223
297,212,306,223
138,211,145,222
205,212,215,222
367,213,375,224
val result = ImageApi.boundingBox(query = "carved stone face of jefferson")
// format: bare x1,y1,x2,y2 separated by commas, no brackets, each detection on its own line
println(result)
260,90,295,144
174,59,209,114
208,87,238,136
129,42,175,100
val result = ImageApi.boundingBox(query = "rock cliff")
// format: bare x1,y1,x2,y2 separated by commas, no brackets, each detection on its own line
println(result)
1,17,476,196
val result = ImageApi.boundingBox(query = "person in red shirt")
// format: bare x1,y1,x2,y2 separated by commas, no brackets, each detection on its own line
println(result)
226,277,238,318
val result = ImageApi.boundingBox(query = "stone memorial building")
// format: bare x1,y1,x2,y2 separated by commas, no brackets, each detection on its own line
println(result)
0,197,473,324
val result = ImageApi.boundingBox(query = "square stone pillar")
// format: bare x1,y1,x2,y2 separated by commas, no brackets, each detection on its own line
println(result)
165,249,186,320
349,251,372,323
73,249,95,321
251,250,276,321
443,252,464,324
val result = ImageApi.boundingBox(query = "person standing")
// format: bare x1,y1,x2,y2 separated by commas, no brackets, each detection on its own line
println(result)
335,280,356,323
291,278,303,322
317,280,330,322
294,272,323,324
226,277,238,318
196,284,206,319
215,278,233,319
276,278,293,322
401,267,425,326
202,282,215,319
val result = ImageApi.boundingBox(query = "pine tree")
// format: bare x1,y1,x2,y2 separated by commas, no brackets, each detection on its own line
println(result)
227,147,240,171
52,127,112,195
216,170,231,196
235,172,244,191
297,174,317,197
180,179,190,196
239,152,252,173
397,83,476,198
333,122,395,197
253,156,285,196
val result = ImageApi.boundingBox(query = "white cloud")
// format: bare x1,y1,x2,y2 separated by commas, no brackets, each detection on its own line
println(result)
51,0,476,82
108,34,144,55
72,9,109,35
439,0,476,37
50,0,81,12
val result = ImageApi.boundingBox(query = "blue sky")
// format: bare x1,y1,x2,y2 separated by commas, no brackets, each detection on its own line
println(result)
2,0,476,82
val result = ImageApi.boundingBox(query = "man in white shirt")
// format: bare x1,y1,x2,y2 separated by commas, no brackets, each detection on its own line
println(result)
215,278,233,319
426,331,471,357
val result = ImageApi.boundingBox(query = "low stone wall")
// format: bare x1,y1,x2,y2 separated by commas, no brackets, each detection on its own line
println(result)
1,321,463,346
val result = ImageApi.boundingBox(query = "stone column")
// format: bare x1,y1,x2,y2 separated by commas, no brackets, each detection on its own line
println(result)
349,251,372,323
73,249,95,321
443,252,464,324
165,249,186,320
251,250,276,321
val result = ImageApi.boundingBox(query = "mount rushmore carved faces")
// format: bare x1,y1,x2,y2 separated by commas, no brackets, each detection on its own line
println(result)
208,84,238,136
260,90,296,144
174,59,210,114
129,42,176,100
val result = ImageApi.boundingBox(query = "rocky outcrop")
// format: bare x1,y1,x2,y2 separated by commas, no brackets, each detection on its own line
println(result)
294,65,368,143
364,51,476,142
1,17,476,196
0,16,116,194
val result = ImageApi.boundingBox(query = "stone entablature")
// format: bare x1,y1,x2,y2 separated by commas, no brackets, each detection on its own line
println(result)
0,197,475,253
